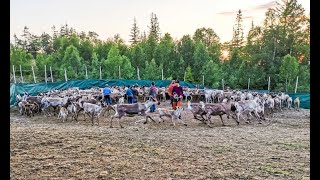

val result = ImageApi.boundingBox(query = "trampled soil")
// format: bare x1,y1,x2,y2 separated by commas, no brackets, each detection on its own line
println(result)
10,103,310,180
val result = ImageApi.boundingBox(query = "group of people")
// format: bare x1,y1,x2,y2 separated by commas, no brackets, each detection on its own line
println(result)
101,79,184,112
125,84,139,104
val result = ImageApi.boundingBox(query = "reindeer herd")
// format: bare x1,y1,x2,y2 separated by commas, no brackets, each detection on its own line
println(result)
13,86,301,128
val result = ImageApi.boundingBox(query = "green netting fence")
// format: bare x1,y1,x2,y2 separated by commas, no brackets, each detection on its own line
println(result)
10,79,309,109
10,79,196,107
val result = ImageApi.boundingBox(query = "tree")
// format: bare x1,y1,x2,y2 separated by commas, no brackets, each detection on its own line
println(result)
185,65,194,83
91,52,100,79
178,35,195,67
148,12,161,41
61,45,82,79
129,17,140,45
130,44,146,69
279,54,299,91
143,59,160,80
153,33,174,77
120,56,134,79
103,45,134,79
144,35,158,62
193,41,211,83
193,27,220,48
231,10,244,49
202,60,222,87
78,39,94,66
10,47,34,82
103,45,123,78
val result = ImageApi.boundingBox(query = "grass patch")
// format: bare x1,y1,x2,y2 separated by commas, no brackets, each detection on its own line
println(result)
275,142,309,150
260,165,290,176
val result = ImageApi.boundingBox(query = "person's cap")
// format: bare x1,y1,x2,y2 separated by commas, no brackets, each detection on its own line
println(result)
105,84,109,87
175,80,179,83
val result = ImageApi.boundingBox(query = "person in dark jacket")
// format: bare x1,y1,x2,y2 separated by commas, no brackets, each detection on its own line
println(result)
149,81,158,112
172,80,183,110
126,86,133,104
131,84,139,103
102,84,112,105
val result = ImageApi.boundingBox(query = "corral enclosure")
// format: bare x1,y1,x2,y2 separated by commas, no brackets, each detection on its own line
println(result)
10,101,310,179
10,79,310,109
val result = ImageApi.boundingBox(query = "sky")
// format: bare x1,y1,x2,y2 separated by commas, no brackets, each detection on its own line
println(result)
10,0,310,44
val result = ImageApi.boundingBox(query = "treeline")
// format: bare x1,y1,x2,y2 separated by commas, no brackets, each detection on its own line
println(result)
10,0,309,92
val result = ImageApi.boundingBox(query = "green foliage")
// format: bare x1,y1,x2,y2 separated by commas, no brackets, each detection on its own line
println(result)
279,54,299,82
202,60,221,87
10,2,309,92
193,41,211,83
185,65,194,83
130,17,140,45
61,45,82,79
143,59,160,80
103,45,123,78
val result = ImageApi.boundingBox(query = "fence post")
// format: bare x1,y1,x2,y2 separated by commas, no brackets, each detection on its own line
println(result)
137,67,140,80
32,66,36,83
99,66,102,79
248,78,250,90
19,65,24,83
50,66,53,82
118,66,121,79
202,75,204,86
64,68,68,82
161,69,164,80
222,79,224,91
268,76,270,92
45,65,47,83
295,76,299,93
12,65,16,83
85,65,88,79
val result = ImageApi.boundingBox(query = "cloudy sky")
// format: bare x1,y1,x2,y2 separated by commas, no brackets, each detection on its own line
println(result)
10,0,310,44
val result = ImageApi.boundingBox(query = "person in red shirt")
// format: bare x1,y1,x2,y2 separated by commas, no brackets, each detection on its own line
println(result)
172,80,183,110
167,80,176,108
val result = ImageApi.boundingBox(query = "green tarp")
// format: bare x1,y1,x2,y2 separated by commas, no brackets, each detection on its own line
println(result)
10,79,196,107
10,79,310,109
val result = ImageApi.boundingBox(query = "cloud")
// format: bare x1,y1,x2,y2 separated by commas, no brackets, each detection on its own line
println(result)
216,1,277,16
243,16,253,20
251,1,277,11
216,9,248,16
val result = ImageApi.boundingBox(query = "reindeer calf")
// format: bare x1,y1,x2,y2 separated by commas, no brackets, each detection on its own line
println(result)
158,107,187,127
58,107,68,122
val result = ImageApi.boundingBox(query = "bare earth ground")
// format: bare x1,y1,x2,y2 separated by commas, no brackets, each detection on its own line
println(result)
10,102,310,180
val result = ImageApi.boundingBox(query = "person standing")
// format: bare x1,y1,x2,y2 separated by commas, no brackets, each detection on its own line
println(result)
102,84,112,105
149,81,158,112
126,85,133,104
131,84,139,103
167,80,176,108
172,80,184,110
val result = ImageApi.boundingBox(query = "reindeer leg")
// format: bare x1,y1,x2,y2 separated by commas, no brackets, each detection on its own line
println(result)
91,112,94,126
143,115,148,124
177,116,187,126
171,117,176,126
110,116,114,128
254,110,262,124
117,117,123,128
159,115,165,123
149,115,157,123
219,115,225,126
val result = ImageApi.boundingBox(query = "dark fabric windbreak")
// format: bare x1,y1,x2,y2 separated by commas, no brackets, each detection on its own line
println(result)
10,79,309,109
10,79,196,107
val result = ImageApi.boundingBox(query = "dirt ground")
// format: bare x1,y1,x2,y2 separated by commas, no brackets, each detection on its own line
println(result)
10,102,310,180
